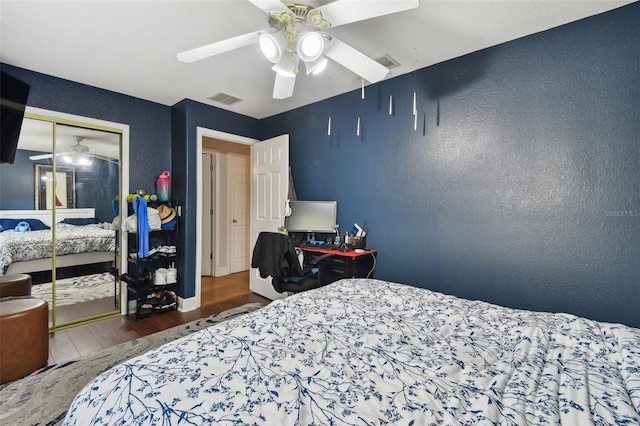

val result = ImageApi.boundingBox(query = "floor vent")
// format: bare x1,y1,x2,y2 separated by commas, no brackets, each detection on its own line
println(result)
208,92,243,106
375,54,401,70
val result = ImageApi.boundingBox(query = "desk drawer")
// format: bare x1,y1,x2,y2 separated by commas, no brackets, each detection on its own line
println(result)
330,256,351,268
305,252,333,263
329,266,349,279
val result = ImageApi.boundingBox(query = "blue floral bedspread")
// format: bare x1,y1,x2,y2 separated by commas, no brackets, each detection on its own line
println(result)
64,279,640,425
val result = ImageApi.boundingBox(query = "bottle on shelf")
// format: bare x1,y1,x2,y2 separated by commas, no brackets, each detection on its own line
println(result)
156,171,171,202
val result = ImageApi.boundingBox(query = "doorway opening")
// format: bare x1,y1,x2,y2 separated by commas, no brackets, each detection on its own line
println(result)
194,128,257,311
201,138,250,277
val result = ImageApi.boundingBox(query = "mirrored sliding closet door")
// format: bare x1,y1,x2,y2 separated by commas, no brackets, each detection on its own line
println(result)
0,108,129,330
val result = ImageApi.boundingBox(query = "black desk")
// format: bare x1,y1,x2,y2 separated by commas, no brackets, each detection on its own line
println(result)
300,247,377,285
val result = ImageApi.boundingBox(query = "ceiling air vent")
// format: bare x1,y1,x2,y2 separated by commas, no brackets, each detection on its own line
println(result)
208,92,243,106
374,54,401,70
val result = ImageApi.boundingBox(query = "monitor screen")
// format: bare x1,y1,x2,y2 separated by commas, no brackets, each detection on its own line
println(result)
286,201,337,234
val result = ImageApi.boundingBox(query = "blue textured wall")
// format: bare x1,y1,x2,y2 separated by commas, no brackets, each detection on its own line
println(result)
0,64,172,192
0,149,43,210
261,3,640,327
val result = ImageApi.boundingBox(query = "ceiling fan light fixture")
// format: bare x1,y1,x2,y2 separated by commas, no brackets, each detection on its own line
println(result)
304,57,328,75
64,138,93,166
63,151,92,166
76,154,93,166
259,32,287,63
297,31,324,62
177,0,421,100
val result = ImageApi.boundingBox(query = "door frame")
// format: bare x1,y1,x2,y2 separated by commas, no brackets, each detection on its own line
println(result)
194,127,256,309
201,150,215,276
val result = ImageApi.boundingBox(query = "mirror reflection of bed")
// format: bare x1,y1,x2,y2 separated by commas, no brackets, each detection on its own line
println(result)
0,208,117,326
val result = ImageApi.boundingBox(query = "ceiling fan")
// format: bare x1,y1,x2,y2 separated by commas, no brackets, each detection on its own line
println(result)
177,0,419,99
29,137,117,166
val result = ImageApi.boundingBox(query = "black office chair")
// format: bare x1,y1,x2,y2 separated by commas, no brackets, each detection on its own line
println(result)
251,232,335,293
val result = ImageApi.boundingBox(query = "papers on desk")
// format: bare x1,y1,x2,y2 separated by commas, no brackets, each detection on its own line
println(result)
351,223,366,237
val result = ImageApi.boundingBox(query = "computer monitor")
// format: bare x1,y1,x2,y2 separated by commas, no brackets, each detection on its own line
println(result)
286,201,337,241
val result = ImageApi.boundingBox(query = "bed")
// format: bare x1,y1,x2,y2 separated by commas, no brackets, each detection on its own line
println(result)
63,278,640,425
0,208,115,276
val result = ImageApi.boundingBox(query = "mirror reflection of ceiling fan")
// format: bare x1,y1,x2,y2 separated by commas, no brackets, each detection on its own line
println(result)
29,136,117,166
177,0,419,99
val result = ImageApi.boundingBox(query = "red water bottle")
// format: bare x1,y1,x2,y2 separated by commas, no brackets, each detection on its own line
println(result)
156,171,171,202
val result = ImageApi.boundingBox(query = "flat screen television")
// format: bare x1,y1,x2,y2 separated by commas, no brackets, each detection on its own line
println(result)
286,201,337,240
1,71,31,165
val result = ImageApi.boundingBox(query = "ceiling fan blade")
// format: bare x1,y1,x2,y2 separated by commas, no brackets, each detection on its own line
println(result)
323,37,389,83
272,72,296,99
316,0,419,28
177,31,261,63
92,154,120,164
29,152,118,165
247,0,291,15
29,153,55,161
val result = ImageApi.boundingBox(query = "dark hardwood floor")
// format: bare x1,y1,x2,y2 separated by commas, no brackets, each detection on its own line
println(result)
48,271,270,365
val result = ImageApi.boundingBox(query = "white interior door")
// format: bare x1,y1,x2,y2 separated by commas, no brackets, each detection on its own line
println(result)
201,152,214,276
230,154,249,273
250,134,289,300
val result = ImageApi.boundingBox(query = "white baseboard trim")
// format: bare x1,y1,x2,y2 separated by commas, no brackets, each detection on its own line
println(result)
178,295,199,312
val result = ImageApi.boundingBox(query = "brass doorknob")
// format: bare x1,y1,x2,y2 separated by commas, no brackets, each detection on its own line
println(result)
278,226,286,232
232,219,238,223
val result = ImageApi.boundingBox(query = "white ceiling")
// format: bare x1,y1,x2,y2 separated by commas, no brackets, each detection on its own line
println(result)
0,0,635,120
